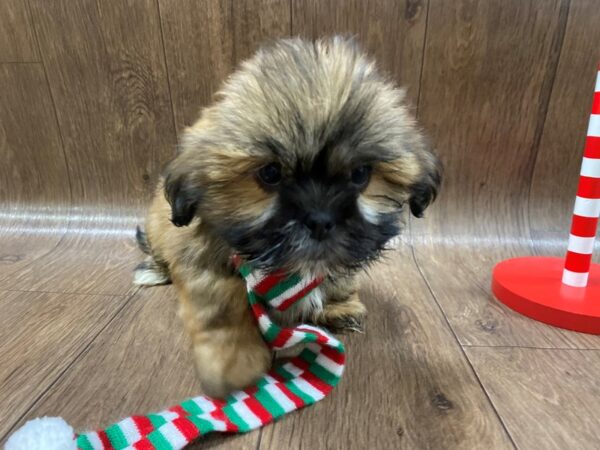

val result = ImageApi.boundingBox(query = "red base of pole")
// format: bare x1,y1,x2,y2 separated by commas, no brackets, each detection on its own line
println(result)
492,256,600,334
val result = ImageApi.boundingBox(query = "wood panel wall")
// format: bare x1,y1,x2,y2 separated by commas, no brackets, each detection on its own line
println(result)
2,0,598,239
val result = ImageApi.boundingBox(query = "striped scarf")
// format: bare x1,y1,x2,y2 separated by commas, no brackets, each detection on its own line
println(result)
76,262,345,450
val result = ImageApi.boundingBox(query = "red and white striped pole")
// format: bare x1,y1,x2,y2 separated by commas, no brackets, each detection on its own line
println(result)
492,64,600,335
562,65,600,287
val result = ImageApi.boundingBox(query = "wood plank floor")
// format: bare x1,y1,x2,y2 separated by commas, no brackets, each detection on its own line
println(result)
2,225,600,449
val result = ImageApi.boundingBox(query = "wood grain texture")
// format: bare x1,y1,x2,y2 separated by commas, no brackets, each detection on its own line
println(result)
28,0,177,211
466,347,600,450
0,0,39,62
0,64,69,216
292,0,428,105
416,0,568,241
529,0,600,248
1,0,178,295
9,285,259,450
232,0,291,63
260,247,513,450
160,0,291,131
2,231,141,296
409,0,600,349
0,290,129,441
0,64,71,278
411,243,600,349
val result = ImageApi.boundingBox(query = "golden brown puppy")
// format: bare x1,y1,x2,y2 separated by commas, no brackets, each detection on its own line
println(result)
134,37,441,398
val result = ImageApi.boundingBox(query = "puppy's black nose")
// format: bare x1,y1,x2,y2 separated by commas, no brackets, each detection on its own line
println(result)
304,211,335,240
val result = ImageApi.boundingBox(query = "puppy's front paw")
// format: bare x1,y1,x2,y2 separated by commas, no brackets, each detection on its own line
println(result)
191,328,272,398
315,292,366,334
322,313,366,334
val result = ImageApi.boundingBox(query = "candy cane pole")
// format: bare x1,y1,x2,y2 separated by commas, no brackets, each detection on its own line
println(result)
562,66,600,287
492,64,600,335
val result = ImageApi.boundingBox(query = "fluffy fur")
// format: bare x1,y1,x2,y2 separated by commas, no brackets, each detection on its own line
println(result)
136,37,441,397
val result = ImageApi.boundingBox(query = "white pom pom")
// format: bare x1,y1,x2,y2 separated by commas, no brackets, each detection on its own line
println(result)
5,417,77,450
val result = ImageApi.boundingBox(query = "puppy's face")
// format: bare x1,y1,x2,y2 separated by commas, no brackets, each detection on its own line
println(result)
165,38,441,276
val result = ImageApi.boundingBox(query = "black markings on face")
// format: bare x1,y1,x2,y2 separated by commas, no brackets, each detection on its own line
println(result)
220,142,403,272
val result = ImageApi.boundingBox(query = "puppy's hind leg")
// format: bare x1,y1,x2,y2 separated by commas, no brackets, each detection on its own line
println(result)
135,225,152,255
133,257,171,286
133,226,171,286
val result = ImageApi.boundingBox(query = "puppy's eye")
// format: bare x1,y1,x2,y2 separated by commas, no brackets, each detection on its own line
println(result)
351,165,372,187
258,162,282,186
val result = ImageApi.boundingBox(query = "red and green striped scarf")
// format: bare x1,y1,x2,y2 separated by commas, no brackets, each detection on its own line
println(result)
76,262,345,450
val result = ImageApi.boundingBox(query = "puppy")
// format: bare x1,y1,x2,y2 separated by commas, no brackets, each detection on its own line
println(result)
134,37,441,398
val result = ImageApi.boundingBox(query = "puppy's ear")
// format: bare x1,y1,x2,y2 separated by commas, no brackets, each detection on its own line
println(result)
163,160,203,227
409,153,442,218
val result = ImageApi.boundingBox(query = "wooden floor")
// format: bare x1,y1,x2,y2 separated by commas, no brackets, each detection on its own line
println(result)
1,222,600,450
